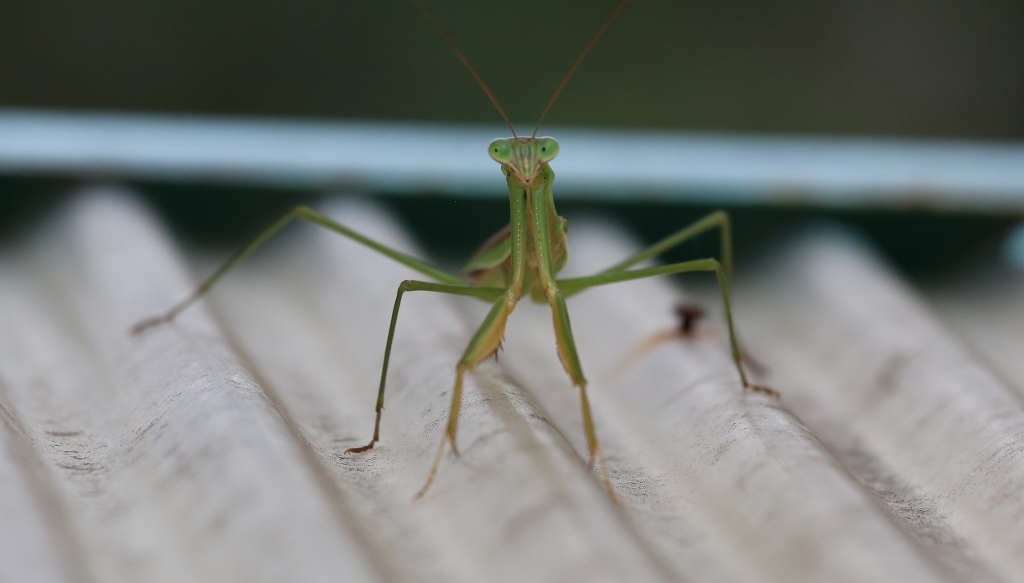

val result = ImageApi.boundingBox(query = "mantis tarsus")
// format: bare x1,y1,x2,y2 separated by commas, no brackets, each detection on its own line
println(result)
131,0,773,501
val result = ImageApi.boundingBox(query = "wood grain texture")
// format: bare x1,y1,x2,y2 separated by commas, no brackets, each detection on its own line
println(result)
0,190,377,583
1,190,1023,582
737,229,1024,583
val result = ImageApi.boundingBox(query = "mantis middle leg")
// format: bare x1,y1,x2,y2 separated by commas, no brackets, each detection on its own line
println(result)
559,258,777,395
346,280,503,455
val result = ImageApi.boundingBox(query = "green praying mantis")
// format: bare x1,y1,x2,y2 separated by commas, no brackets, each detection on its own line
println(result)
131,0,774,501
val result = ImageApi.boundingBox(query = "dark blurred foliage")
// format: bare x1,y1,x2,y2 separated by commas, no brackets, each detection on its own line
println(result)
1,0,1021,277
1,0,1022,137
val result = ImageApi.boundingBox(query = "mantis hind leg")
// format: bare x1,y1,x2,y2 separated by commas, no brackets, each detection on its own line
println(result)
130,205,463,335
599,210,734,276
545,290,616,501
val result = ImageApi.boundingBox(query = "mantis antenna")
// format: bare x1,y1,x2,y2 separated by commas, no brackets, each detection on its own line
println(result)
532,0,632,138
409,0,518,138
411,0,631,140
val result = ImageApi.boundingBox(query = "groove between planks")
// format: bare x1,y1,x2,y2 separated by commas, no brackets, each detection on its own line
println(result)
0,189,1022,582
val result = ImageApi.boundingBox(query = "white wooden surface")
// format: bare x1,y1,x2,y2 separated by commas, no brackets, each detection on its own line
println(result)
737,232,1024,583
1,189,1023,582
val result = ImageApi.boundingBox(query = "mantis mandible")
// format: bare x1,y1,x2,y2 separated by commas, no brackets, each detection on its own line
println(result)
132,0,771,500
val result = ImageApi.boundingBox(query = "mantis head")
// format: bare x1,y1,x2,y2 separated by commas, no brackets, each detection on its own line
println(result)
412,0,626,186
488,137,559,186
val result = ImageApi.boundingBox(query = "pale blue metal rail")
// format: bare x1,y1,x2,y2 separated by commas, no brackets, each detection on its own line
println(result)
2,107,1024,212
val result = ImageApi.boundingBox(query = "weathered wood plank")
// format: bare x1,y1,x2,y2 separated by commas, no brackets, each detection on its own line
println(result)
0,190,379,583
499,220,948,583
738,229,1024,583
3,191,1022,582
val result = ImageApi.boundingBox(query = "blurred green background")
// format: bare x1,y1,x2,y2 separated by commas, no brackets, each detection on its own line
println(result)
3,0,1022,137
1,0,1023,276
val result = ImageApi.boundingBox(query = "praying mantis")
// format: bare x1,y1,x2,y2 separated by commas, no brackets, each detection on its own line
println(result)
131,0,773,501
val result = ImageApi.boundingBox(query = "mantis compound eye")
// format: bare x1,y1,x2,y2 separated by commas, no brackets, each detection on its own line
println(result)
488,139,513,164
536,137,559,163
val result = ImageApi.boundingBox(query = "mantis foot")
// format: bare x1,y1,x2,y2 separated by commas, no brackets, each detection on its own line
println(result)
744,383,780,398
129,313,175,336
345,439,377,454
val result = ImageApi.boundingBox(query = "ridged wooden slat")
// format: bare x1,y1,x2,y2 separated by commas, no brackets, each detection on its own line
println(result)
498,221,948,583
737,230,1024,583
927,275,1024,398
0,191,378,583
2,190,1023,582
